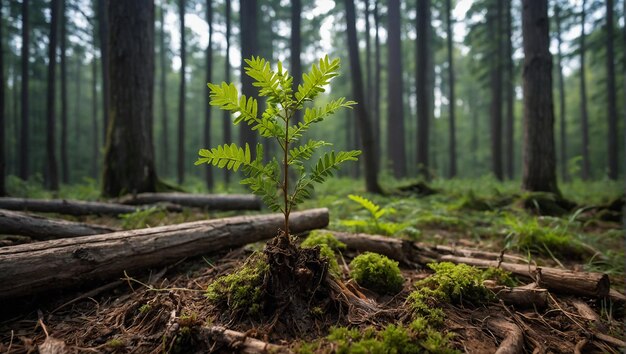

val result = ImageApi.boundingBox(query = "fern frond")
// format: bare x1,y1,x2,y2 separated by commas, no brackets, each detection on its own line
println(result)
208,82,258,126
244,56,284,103
294,55,341,106
288,140,331,165
288,98,356,142
348,194,380,218
195,143,251,172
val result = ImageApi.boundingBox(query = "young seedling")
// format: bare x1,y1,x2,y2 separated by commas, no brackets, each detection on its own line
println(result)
196,55,360,237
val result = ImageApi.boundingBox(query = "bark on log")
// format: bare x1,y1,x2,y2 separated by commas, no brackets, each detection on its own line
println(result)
324,230,611,298
487,318,525,354
0,197,182,216
439,255,610,298
0,208,328,300
0,209,118,239
117,193,261,210
483,281,548,308
202,326,286,353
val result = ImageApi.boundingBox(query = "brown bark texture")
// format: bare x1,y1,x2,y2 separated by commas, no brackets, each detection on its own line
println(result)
416,0,431,178
239,0,258,148
19,0,29,180
103,0,157,197
45,0,60,191
521,0,559,194
0,209,118,239
0,208,329,300
177,0,186,185
605,0,618,180
386,0,406,178
0,197,167,216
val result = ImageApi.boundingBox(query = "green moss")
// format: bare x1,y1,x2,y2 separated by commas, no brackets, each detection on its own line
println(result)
205,253,268,316
349,252,404,294
301,230,346,251
482,267,516,287
138,304,152,314
105,338,125,349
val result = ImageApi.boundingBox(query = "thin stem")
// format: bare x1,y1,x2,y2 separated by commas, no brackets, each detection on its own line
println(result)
283,109,290,236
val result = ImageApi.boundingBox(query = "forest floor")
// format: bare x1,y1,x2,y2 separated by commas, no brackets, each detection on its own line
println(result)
0,177,624,353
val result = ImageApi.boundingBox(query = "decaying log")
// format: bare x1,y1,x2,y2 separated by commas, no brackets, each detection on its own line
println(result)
0,208,329,300
0,197,181,216
487,318,525,354
0,209,118,239
416,243,530,264
117,193,261,210
483,281,548,308
323,230,611,298
439,255,610,298
202,326,285,353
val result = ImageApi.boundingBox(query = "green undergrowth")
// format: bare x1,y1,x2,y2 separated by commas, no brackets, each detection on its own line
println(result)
408,262,514,323
297,322,458,354
349,252,404,294
205,253,268,317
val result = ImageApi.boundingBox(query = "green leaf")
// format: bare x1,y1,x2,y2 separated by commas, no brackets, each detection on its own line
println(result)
294,55,341,105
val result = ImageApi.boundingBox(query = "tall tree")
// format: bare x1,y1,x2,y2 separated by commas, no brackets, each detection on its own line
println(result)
97,0,110,142
579,0,591,180
416,0,431,178
290,0,302,123
204,0,213,190
45,0,60,190
103,0,157,197
159,0,170,174
605,0,617,180
60,0,68,183
223,0,231,186
0,0,5,196
446,0,457,178
504,0,514,179
177,0,186,185
554,3,568,181
19,0,29,180
344,0,382,193
489,0,503,181
91,50,99,179
521,0,558,194
387,0,406,178
373,0,381,169
239,0,258,148
364,0,371,107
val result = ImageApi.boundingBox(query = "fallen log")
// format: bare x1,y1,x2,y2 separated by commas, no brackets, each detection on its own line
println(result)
323,230,611,298
0,209,118,239
202,326,285,353
0,197,182,216
0,208,328,300
117,193,261,210
439,255,610,298
483,281,548,308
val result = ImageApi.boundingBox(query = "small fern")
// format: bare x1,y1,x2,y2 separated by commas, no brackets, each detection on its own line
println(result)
196,55,359,235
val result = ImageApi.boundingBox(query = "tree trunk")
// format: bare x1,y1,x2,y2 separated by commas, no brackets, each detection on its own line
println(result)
159,0,170,174
579,0,591,180
446,0,456,178
177,0,186,185
290,0,302,124
605,0,617,180
60,0,69,184
0,0,5,196
102,0,157,197
344,0,382,194
555,4,568,182
386,0,406,179
239,0,258,149
521,0,559,194
45,0,60,191
0,209,118,240
489,0,503,181
74,58,82,173
504,0,514,180
97,0,110,143
373,0,381,172
19,0,29,181
91,54,99,179
364,0,371,112
0,208,329,301
116,192,261,210
416,0,431,179
223,0,231,186
204,0,213,190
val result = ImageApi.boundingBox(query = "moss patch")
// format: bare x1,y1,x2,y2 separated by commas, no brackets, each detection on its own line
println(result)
205,253,268,317
349,252,404,295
